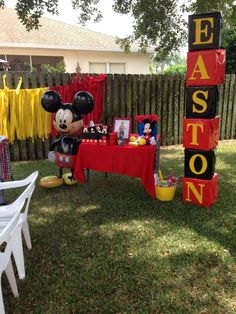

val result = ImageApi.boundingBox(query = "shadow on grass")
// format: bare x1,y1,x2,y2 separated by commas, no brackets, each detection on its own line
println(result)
2,143,236,313
216,149,236,168
3,178,235,313
3,207,235,313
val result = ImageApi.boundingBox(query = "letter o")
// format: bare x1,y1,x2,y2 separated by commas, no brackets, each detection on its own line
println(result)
189,154,207,175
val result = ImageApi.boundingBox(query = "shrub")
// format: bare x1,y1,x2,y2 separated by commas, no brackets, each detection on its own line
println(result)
164,64,186,75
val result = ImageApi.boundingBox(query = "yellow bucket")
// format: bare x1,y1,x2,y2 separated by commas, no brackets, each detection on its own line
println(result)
155,184,176,201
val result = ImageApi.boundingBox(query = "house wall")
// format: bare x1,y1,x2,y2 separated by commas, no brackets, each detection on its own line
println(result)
0,48,151,74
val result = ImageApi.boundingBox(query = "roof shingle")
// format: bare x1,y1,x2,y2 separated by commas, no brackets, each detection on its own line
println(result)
0,8,140,52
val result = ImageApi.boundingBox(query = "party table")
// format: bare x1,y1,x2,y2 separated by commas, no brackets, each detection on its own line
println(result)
74,143,156,198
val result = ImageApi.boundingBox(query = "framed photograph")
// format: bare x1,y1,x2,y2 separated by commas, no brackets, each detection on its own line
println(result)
113,118,131,143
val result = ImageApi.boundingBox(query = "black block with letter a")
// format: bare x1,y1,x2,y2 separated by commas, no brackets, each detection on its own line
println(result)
184,149,216,180
188,12,222,51
185,86,218,119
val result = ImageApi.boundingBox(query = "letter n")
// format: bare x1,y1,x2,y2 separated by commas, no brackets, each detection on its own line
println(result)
185,182,205,204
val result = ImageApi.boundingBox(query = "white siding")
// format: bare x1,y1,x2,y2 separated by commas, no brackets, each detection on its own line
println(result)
0,48,151,74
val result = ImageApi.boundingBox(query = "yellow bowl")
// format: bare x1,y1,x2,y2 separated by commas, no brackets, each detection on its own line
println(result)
62,173,78,186
155,185,176,201
39,176,63,188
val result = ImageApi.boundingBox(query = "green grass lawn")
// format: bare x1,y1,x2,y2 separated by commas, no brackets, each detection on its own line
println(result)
2,140,236,313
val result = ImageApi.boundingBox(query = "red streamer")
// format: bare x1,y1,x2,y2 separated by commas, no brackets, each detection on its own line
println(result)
50,74,107,136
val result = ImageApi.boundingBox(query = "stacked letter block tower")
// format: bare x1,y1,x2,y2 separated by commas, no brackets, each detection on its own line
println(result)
182,12,226,207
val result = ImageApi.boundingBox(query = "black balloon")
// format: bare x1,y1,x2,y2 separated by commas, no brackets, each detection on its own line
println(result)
73,91,94,114
41,90,62,113
41,90,95,182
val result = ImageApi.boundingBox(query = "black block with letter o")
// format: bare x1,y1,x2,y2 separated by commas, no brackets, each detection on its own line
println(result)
184,149,216,180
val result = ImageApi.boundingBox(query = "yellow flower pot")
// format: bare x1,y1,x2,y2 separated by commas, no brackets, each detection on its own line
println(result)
155,185,176,201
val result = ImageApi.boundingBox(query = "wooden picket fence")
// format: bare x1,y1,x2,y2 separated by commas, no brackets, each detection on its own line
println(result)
0,72,235,161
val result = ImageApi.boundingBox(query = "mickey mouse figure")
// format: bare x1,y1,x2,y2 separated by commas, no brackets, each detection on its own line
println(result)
143,118,156,145
41,90,94,186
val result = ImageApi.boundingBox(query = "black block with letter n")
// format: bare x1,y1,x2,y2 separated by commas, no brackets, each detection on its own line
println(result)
185,86,218,119
184,149,216,180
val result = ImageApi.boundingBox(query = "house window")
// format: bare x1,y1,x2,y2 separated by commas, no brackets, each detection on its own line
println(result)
89,62,126,74
109,63,125,74
31,56,64,70
1,55,64,71
0,55,9,71
6,55,31,71
89,63,106,74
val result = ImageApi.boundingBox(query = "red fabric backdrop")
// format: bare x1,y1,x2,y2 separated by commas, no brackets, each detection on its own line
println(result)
50,74,107,136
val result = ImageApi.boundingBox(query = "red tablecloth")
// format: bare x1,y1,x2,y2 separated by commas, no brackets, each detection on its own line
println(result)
74,144,156,198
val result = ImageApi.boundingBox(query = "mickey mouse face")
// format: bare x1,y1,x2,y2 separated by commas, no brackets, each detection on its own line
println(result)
54,108,72,133
143,123,152,134
55,108,73,131
54,107,84,136
41,90,94,137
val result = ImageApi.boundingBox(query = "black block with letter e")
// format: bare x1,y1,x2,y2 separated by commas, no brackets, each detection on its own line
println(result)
188,12,222,51
184,149,216,180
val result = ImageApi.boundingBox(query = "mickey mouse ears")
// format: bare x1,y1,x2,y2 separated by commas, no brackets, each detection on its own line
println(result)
41,90,62,113
73,91,94,114
41,90,94,115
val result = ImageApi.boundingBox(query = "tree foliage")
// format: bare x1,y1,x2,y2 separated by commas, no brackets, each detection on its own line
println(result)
149,53,186,74
222,28,236,73
164,64,186,75
0,0,236,61
115,0,187,62
186,0,236,28
41,60,66,74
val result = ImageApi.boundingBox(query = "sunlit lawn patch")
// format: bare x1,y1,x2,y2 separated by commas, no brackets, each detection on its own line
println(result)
2,140,236,313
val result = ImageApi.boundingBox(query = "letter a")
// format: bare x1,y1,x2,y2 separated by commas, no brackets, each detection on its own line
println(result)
189,55,210,80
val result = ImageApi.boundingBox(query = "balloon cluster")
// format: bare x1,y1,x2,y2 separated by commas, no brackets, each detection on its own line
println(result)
39,90,94,188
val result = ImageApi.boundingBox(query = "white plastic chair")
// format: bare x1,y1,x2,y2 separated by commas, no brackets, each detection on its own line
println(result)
0,198,24,314
0,171,38,280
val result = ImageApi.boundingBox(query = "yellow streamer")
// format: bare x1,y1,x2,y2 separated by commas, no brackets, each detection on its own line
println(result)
16,77,23,93
2,74,9,90
0,89,9,137
0,85,50,143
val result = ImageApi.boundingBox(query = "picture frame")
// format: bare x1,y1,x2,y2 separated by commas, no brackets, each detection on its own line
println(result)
113,118,131,142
